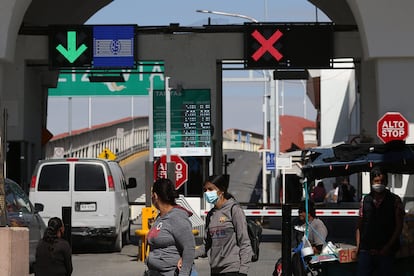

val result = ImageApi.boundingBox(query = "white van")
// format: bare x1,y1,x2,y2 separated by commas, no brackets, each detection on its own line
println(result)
29,158,137,251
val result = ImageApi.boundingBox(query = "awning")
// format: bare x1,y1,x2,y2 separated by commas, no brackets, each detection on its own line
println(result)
301,140,414,180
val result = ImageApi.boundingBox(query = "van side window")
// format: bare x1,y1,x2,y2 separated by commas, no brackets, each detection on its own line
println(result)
75,164,106,191
38,164,69,191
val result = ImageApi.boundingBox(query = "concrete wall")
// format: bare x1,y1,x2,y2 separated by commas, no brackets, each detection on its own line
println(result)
318,69,358,145
0,227,29,276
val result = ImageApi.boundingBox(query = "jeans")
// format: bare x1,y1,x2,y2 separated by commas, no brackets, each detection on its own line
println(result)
356,250,395,276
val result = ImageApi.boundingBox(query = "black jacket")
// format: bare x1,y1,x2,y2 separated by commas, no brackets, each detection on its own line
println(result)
34,238,73,276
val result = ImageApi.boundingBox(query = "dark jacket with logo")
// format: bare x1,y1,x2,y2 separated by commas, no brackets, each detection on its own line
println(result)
195,198,252,275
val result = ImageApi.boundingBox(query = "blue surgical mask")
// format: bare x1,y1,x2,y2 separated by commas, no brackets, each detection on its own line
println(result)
371,184,386,193
204,190,219,204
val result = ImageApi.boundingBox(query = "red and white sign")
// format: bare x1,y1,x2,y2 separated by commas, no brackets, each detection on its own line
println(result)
251,29,283,61
377,112,409,143
154,155,188,190
200,209,359,217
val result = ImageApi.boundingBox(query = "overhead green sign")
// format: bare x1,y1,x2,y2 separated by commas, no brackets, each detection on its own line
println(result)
48,62,164,96
153,89,211,157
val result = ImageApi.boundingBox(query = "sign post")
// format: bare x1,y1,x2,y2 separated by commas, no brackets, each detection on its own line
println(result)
154,155,188,190
377,112,409,143
277,156,292,204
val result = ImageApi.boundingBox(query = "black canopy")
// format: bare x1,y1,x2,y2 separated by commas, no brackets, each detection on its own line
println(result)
301,140,414,180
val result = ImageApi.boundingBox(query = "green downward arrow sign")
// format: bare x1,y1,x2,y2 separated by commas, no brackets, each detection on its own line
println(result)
56,31,88,63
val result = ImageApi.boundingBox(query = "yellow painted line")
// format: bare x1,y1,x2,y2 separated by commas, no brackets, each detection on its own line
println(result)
119,150,149,166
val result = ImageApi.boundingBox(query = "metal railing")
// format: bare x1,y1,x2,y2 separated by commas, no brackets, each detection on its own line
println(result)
45,117,149,160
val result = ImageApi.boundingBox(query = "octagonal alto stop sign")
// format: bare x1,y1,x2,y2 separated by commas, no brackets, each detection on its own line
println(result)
154,155,188,190
377,112,409,143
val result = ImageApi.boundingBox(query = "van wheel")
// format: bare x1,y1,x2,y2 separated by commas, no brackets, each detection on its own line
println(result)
123,221,131,246
113,225,123,252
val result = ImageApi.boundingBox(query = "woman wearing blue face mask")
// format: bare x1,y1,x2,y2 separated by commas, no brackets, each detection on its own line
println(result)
356,166,405,276
195,175,252,276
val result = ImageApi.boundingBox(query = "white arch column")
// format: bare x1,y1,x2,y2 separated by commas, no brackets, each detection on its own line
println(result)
348,0,414,142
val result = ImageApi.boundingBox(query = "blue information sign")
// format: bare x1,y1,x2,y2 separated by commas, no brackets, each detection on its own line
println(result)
266,152,275,171
93,25,135,68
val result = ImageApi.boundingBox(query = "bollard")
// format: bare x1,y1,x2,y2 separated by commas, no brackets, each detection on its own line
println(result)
282,204,292,276
135,206,158,261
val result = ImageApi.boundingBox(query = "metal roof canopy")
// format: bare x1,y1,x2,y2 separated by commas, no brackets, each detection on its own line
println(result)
301,140,414,180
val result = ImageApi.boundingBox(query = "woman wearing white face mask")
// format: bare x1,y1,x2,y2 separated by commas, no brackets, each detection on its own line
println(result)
355,166,405,276
195,175,252,276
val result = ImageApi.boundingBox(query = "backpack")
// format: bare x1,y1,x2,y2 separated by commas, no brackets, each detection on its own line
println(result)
206,203,263,262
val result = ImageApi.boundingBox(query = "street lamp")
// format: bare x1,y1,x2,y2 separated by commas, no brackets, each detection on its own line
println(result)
197,9,273,204
196,9,259,23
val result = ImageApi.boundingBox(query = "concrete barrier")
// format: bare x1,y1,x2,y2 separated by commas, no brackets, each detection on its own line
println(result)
0,227,29,276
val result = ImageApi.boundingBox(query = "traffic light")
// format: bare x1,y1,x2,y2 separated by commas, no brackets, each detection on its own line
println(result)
49,25,93,69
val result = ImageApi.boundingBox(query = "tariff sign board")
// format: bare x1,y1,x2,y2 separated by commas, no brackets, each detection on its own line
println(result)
244,23,334,69
153,89,211,157
377,112,409,143
154,155,188,190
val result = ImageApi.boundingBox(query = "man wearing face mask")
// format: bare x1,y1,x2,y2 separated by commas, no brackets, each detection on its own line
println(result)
195,174,252,276
355,166,405,276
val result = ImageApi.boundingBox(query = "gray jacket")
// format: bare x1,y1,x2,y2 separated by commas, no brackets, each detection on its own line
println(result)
147,206,195,276
196,198,252,275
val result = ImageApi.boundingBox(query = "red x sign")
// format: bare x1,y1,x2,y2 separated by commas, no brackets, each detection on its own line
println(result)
251,29,283,62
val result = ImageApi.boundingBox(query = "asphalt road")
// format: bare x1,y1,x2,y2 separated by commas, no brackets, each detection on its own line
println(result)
68,230,282,276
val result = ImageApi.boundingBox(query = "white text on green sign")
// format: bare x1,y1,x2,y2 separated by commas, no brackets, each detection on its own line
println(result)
49,63,164,96
153,89,211,157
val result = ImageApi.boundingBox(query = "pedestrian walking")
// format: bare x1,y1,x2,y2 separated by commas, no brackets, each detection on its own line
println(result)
195,174,252,276
146,178,195,276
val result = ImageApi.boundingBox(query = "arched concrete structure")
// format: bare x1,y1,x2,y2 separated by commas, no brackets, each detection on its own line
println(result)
313,0,414,142
1,0,414,183
0,1,111,187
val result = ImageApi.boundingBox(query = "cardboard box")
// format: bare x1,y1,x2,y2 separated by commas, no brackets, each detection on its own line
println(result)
338,247,358,263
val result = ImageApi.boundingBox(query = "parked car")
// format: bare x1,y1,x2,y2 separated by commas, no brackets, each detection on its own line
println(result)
4,178,46,271
29,158,137,251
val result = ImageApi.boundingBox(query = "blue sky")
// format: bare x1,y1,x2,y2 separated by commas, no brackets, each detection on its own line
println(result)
47,0,329,135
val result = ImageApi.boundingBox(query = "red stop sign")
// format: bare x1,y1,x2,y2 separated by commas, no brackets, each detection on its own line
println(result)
377,112,409,143
154,155,188,190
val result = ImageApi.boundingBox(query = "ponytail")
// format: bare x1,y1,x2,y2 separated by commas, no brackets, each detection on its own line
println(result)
42,217,63,248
